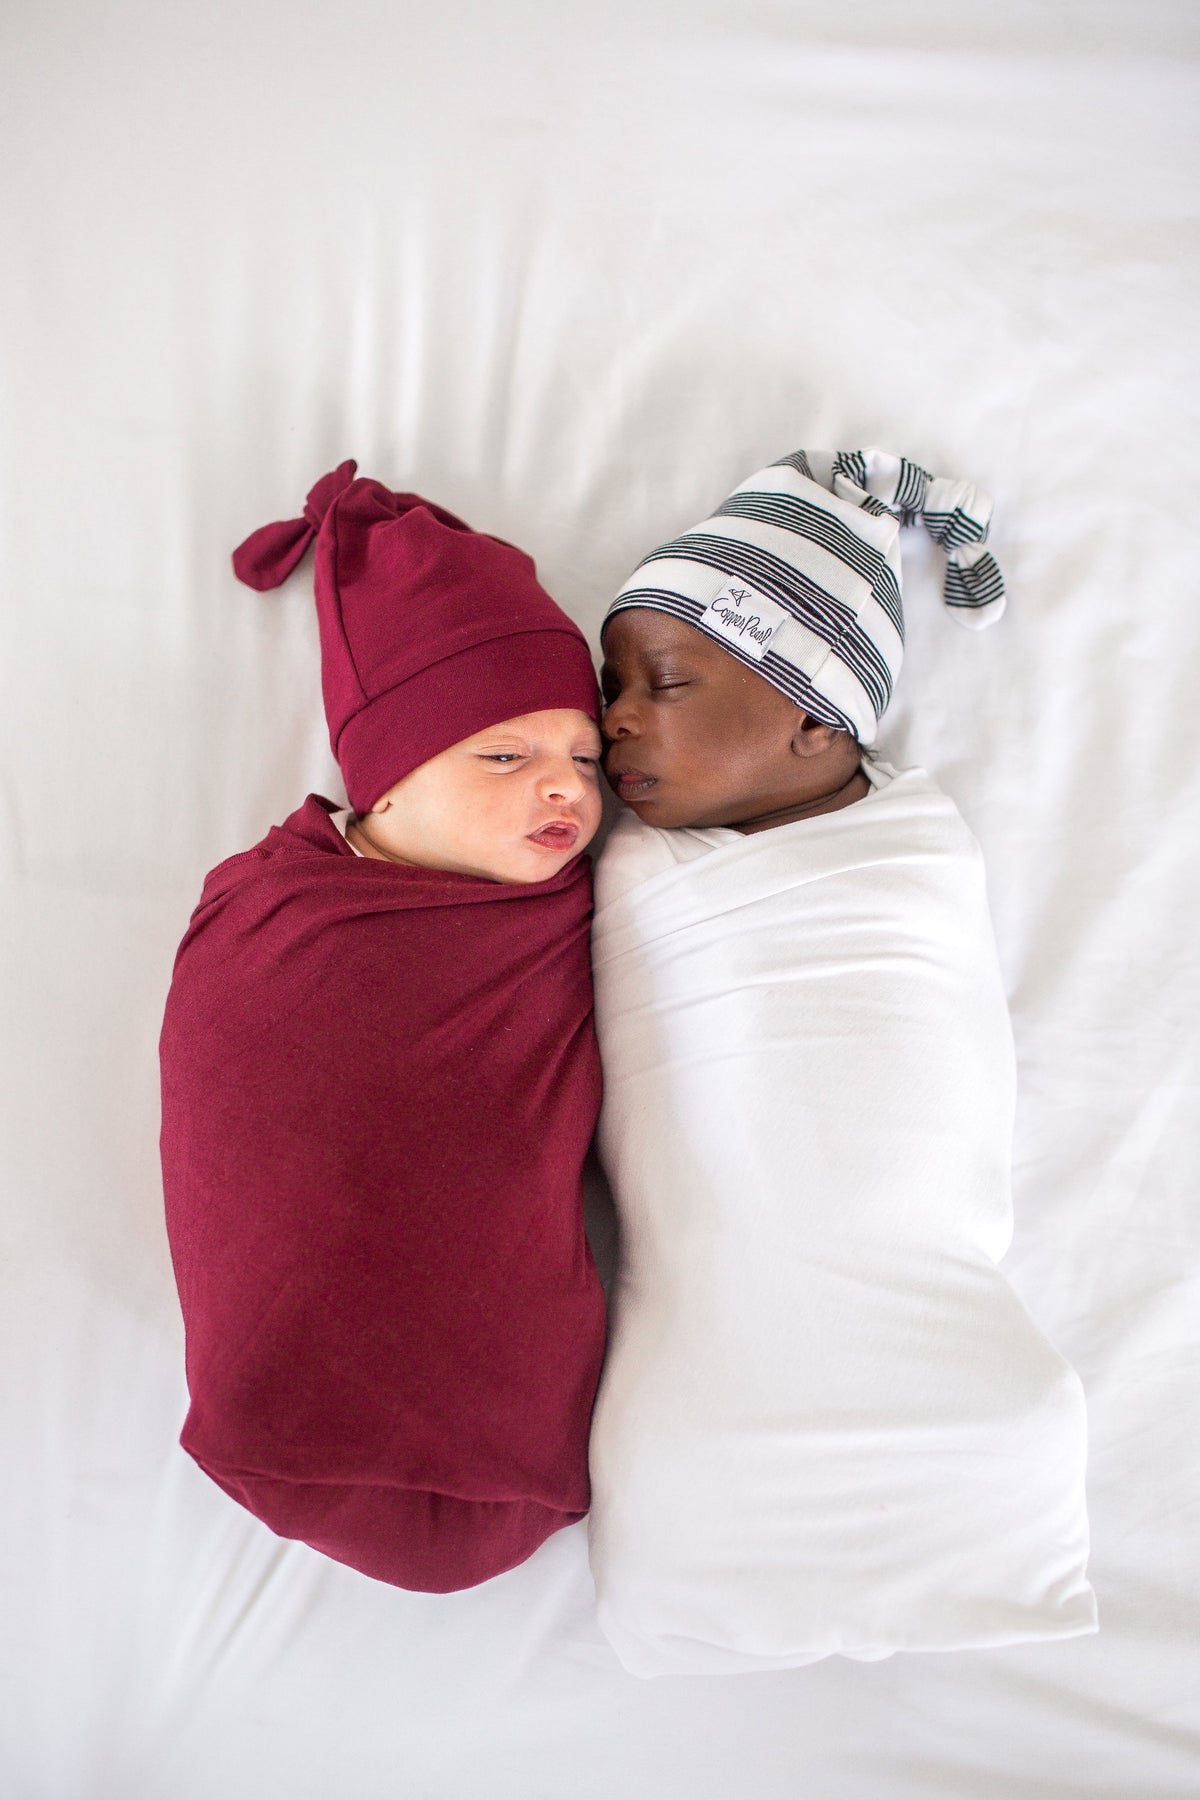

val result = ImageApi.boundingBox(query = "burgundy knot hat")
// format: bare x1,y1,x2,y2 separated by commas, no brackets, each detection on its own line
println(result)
233,460,601,814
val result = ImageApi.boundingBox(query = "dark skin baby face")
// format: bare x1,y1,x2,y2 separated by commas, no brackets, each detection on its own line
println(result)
600,609,869,832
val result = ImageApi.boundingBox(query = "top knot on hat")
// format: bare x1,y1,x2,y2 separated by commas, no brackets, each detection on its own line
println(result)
827,447,1005,627
603,443,1006,745
233,461,360,591
232,462,600,812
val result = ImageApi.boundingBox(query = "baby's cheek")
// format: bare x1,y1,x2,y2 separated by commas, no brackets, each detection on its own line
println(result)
473,786,519,837
579,787,604,845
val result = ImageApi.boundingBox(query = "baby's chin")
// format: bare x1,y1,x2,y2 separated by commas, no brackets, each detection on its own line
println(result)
489,838,590,882
370,819,595,883
609,775,701,831
468,834,596,886
618,790,703,831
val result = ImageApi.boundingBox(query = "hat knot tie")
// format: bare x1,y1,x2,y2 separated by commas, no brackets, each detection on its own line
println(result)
831,447,1005,628
232,459,358,591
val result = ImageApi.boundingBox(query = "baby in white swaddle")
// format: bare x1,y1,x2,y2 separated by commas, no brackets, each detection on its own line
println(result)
586,447,1098,1677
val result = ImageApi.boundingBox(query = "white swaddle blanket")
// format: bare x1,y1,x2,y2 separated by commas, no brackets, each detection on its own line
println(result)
588,761,1097,1677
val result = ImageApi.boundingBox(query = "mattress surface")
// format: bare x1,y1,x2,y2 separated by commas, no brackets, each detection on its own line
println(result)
2,2,1198,1794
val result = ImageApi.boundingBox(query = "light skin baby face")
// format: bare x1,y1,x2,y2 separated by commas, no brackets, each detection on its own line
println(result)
346,708,603,883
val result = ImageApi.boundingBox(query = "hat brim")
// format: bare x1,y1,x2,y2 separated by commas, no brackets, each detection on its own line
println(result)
337,629,601,814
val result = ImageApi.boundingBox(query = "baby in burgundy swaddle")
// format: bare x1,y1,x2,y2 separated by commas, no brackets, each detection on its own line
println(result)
159,461,607,1592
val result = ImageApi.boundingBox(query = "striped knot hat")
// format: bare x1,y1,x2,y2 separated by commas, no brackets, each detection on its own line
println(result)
604,445,1005,743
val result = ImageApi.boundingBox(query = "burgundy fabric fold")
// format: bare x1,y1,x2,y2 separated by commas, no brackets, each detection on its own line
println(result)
227,459,600,812
159,795,607,1592
232,460,359,590
231,514,316,590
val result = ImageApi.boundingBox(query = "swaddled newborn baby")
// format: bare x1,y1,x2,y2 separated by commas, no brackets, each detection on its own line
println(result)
586,447,1098,1674
160,463,607,1592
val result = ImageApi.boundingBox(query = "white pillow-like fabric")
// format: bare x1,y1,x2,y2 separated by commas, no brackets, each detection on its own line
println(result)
587,764,1098,1677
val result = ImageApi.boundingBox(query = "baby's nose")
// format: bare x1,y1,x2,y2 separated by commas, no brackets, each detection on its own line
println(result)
601,696,634,739
541,759,586,802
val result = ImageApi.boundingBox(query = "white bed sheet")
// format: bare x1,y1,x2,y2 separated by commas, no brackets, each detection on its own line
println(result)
2,2,1198,1795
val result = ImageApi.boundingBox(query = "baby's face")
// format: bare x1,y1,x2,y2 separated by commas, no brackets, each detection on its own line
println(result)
600,610,805,829
358,709,602,883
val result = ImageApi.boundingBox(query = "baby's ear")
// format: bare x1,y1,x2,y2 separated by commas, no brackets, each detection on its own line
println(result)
788,711,842,760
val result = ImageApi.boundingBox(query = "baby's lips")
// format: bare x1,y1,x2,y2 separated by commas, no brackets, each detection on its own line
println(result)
527,821,580,849
611,767,658,794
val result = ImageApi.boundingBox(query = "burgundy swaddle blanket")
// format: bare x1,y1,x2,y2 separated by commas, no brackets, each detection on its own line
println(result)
160,793,606,1592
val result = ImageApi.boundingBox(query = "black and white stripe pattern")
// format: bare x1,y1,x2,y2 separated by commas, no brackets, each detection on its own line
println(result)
714,489,904,638
639,530,895,716
605,585,855,732
832,449,930,523
830,454,1006,627
604,445,1005,744
943,546,1006,611
772,449,814,482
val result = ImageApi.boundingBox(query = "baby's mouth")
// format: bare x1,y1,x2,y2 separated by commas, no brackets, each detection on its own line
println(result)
527,821,579,851
610,766,658,801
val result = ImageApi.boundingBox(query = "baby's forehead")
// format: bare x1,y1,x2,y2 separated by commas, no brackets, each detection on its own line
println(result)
600,605,803,720
462,708,601,746
602,608,716,662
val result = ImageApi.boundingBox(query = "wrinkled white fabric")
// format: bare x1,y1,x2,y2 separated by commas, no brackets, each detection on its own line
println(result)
589,766,1098,1675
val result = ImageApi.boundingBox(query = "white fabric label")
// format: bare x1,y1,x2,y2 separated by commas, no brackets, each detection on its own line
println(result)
700,579,790,661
